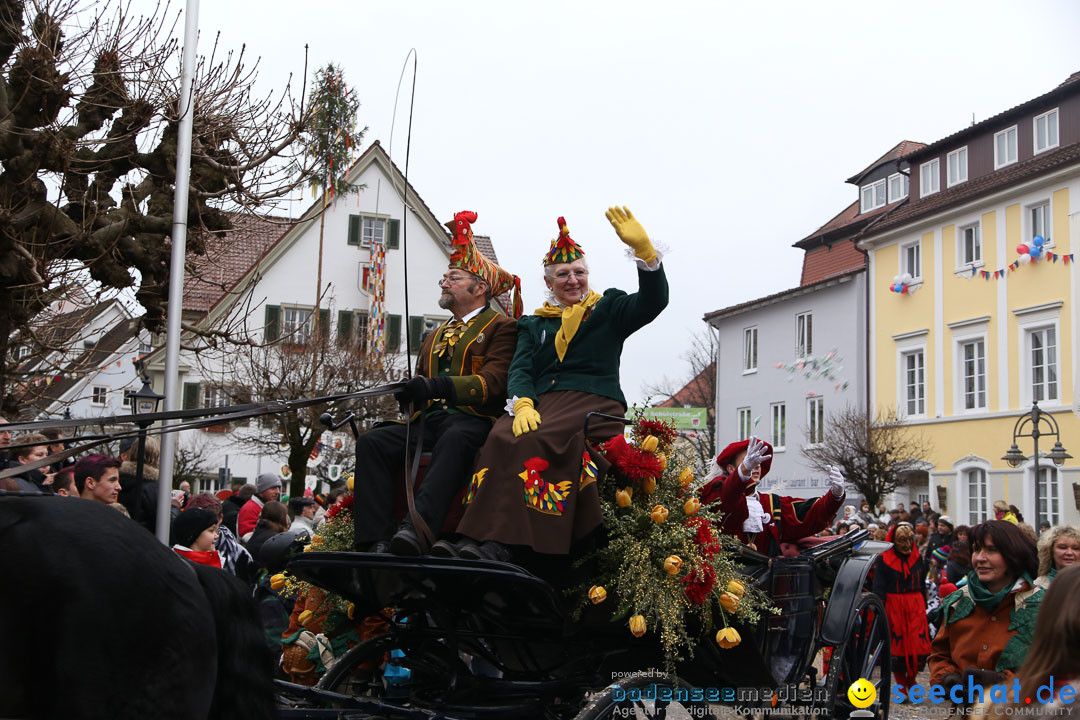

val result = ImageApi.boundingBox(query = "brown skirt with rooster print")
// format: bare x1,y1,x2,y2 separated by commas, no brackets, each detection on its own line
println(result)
454,391,627,555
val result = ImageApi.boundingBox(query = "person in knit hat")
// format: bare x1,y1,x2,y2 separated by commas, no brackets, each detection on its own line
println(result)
453,207,669,560
238,473,282,538
352,210,519,557
171,507,222,568
698,436,846,556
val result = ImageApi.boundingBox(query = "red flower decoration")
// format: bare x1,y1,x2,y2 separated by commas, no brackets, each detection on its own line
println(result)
681,564,716,606
633,418,678,448
601,434,663,482
685,515,720,557
324,493,354,521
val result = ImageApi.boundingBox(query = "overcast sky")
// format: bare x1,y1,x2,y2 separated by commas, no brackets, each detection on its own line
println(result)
164,0,1080,405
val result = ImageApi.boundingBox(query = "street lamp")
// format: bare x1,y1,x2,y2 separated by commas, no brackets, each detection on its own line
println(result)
130,376,165,494
1002,402,1072,519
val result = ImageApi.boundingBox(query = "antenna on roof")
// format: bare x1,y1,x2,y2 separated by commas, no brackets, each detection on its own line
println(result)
972,112,976,127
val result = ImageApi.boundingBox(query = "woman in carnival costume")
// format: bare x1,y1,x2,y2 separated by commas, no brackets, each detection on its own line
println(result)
453,207,668,560
872,522,931,697
929,520,1044,695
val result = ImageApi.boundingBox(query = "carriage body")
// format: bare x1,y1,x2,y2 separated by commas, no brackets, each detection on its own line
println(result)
277,528,893,719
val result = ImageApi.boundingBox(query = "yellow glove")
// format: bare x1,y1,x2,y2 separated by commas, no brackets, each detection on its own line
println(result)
605,205,656,265
512,397,542,437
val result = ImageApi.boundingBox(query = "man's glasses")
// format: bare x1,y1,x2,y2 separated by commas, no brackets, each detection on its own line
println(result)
552,269,589,281
438,274,472,287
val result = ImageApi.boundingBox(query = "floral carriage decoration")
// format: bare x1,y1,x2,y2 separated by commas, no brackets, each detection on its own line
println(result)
578,414,775,671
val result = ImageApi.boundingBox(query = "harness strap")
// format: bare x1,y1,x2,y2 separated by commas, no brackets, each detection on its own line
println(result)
404,406,436,552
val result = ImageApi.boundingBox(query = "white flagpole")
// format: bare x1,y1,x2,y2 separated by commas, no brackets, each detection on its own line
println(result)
156,0,201,544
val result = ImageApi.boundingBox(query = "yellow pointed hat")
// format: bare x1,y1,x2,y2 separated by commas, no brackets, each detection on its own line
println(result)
445,210,522,318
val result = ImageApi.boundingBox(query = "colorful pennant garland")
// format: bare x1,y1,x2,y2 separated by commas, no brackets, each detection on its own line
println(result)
967,250,1074,280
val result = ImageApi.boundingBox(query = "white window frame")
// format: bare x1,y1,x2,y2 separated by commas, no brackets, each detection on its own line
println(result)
956,336,988,412
947,147,968,187
795,312,812,359
360,216,387,249
770,402,786,451
887,173,908,203
919,158,940,197
1033,465,1061,529
1026,325,1059,404
202,386,230,409
1033,108,1059,155
737,407,752,442
895,335,928,419
743,327,758,374
994,126,1018,169
281,305,314,345
1026,200,1053,248
900,239,922,282
957,222,983,269
806,395,824,448
860,178,887,213
91,385,108,406
959,464,989,527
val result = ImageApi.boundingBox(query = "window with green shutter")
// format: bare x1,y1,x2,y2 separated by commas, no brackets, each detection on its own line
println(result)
182,382,201,410
319,308,330,343
264,305,281,342
408,316,424,352
386,314,402,352
347,215,361,245
387,219,400,249
337,310,354,343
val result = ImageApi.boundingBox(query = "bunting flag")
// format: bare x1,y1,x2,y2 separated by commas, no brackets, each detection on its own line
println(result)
964,252,1074,281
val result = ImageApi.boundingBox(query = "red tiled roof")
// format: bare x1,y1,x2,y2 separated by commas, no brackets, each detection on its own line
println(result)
871,142,1080,233
703,268,863,323
184,213,292,314
656,362,714,408
902,71,1080,164
800,239,866,285
846,140,927,184
796,200,894,247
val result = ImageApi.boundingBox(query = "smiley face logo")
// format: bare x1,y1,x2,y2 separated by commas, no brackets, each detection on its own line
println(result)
847,678,877,709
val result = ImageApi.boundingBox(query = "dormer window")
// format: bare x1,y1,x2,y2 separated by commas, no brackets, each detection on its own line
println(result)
947,147,968,187
995,126,1018,168
887,173,908,203
860,179,886,213
1034,109,1059,154
920,159,940,197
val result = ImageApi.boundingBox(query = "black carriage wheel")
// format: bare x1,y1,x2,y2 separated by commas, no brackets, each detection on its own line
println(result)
317,632,399,696
823,591,891,720
574,673,714,720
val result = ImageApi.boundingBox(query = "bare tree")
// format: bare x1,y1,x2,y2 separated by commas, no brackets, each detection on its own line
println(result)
802,405,933,509
196,328,398,497
0,0,319,415
173,433,214,491
642,329,717,471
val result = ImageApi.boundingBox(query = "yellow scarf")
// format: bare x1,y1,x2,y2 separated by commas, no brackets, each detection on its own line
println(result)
533,290,603,361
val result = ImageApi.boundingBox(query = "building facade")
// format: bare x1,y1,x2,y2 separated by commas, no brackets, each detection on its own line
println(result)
861,72,1080,528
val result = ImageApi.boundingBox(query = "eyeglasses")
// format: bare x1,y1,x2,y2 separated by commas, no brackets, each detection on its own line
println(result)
438,274,472,287
552,269,589,281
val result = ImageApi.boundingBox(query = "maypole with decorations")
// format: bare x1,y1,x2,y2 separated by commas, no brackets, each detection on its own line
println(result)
302,62,366,374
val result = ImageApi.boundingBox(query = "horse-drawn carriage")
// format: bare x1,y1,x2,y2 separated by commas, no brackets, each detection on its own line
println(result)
276,410,893,720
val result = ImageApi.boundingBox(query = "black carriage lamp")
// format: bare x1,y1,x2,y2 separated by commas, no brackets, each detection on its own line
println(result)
1002,402,1072,478
131,375,165,491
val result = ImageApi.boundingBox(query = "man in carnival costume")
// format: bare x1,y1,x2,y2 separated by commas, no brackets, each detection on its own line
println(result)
699,436,846,556
353,211,520,556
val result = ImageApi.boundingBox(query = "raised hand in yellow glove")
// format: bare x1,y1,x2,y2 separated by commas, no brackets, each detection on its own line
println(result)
512,397,542,437
605,205,657,265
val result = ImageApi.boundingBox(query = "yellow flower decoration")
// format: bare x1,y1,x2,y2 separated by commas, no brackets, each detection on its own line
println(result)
683,497,701,515
629,614,647,637
663,555,683,575
589,585,608,604
616,487,633,508
640,435,659,453
716,626,741,649
650,505,669,523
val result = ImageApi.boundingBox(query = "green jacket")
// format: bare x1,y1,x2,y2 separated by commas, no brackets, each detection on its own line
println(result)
508,264,668,406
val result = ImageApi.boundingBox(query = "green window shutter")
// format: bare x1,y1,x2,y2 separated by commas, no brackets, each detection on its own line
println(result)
347,214,361,246
231,386,252,426
408,315,425,352
182,382,201,410
264,305,281,342
337,309,353,343
387,219,400,249
386,314,402,352
319,308,331,342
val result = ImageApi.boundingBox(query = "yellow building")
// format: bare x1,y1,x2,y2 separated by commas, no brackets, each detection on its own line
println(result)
860,72,1080,529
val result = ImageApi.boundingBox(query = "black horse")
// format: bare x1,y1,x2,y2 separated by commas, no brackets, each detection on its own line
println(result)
0,494,276,720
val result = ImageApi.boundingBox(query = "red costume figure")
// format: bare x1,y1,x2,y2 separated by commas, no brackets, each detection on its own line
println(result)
872,522,930,695
699,437,845,556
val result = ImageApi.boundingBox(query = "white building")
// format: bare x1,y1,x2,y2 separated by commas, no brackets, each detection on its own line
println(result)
145,141,511,490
